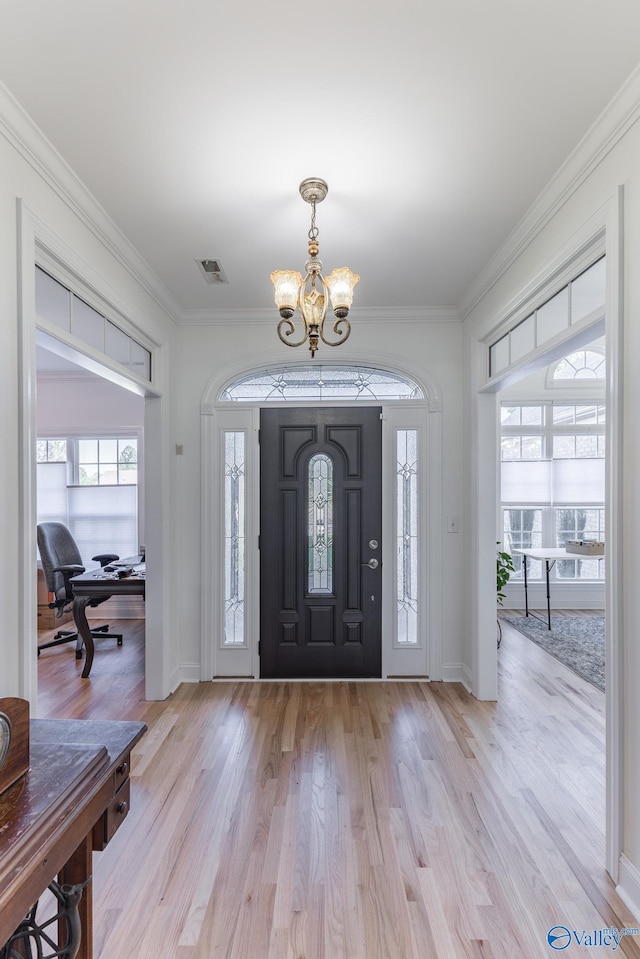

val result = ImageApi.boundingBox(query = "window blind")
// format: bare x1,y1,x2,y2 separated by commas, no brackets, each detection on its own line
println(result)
67,485,138,566
501,459,604,505
36,463,68,525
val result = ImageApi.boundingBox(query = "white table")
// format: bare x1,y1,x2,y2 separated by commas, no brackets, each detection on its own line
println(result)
512,547,604,630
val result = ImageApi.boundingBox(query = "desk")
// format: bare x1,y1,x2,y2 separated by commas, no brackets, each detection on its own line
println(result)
70,566,145,678
0,717,145,958
513,547,604,630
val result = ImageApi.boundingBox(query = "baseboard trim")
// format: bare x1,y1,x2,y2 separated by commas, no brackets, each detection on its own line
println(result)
441,663,466,684
178,664,202,685
616,854,640,924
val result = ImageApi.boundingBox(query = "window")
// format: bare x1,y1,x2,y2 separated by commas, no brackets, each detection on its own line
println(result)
489,257,605,377
308,454,334,594
220,366,423,402
500,402,605,581
36,438,67,463
77,438,138,486
549,350,605,384
396,430,419,644
36,435,140,565
223,431,246,645
35,267,152,382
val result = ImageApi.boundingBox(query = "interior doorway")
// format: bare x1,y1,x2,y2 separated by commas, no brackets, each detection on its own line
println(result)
35,345,146,702
497,335,606,642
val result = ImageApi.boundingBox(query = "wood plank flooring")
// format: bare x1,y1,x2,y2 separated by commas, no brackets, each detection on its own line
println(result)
35,619,640,959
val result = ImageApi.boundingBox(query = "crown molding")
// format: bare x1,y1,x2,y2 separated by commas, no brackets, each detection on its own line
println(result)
178,305,461,326
0,80,181,326
459,64,640,319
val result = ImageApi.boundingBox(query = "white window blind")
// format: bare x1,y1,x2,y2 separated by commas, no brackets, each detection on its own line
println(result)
37,439,139,567
501,459,604,504
36,462,68,525
67,485,138,565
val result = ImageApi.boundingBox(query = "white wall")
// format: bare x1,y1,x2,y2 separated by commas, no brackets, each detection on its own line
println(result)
462,91,640,910
36,371,145,434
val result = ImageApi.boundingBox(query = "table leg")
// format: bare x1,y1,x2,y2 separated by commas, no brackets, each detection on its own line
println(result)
73,597,95,678
523,554,529,617
545,560,552,630
59,833,93,959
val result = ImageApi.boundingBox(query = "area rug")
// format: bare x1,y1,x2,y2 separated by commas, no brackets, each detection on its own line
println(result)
503,615,605,691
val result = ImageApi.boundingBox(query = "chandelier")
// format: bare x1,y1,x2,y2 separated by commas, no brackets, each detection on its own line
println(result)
270,178,359,357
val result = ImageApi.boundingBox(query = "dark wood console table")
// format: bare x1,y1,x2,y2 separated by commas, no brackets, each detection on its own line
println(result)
70,567,145,678
0,717,146,958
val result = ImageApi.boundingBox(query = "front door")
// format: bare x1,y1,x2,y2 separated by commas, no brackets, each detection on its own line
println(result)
260,407,382,678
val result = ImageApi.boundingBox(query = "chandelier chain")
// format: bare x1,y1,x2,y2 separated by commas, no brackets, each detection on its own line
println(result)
308,200,319,243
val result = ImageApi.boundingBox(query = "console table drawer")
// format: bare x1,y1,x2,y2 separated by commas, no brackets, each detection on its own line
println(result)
115,755,131,791
93,778,130,850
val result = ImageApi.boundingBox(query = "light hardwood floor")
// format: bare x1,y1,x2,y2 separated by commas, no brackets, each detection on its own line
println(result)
35,619,640,959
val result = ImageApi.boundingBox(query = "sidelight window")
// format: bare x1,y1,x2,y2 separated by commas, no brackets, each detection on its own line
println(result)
308,454,334,593
224,431,246,645
396,430,419,644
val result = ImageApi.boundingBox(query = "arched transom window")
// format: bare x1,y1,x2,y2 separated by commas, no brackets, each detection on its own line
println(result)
549,348,605,383
220,366,423,402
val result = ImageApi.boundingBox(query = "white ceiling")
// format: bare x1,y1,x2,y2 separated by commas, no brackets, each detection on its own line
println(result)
2,0,640,318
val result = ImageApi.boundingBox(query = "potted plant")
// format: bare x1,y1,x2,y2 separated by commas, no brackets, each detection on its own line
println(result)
497,542,515,648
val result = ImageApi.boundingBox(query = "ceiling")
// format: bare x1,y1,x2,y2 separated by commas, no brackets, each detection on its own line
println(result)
2,0,640,319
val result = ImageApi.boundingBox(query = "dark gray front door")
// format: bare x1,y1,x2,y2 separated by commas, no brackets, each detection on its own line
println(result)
260,407,382,678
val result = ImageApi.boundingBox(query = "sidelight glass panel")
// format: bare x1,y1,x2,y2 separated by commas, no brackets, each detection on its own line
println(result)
396,430,418,645
224,431,246,645
308,454,333,593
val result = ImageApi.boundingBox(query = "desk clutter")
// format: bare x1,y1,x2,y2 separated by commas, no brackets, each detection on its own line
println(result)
565,540,605,555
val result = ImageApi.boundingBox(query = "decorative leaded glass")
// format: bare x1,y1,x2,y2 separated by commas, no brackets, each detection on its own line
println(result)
308,454,333,593
224,431,245,645
397,430,418,644
220,366,423,402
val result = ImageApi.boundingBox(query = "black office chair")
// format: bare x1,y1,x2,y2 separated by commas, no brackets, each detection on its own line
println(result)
37,521,124,658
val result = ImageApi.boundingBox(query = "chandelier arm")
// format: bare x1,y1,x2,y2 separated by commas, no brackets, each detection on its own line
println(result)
319,316,352,347
277,315,309,348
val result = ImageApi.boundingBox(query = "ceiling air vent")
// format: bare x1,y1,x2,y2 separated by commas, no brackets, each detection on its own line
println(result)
196,258,228,284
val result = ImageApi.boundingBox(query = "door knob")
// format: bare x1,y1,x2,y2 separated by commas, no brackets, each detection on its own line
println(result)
362,558,379,569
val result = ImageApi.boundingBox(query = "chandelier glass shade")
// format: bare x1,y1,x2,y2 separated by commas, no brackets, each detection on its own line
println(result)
271,178,359,357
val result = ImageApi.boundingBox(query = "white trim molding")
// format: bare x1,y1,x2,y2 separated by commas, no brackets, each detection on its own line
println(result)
459,65,640,319
617,855,640,924
0,81,181,326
